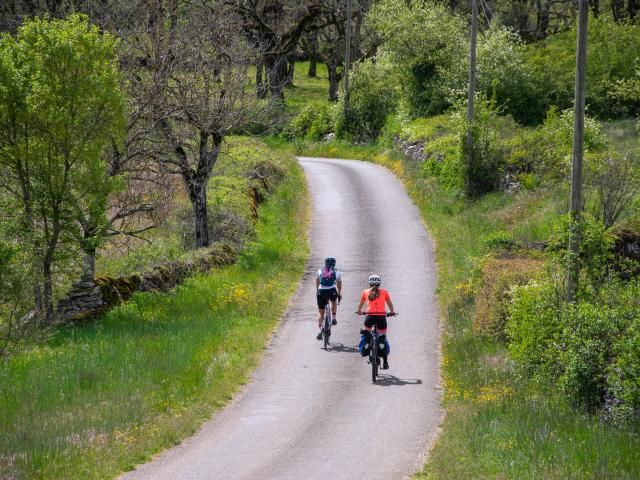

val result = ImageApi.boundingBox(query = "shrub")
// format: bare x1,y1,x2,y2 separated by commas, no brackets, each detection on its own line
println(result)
285,104,334,140
559,302,625,411
609,313,640,424
473,255,545,338
365,0,466,118
337,55,397,140
480,231,517,251
476,25,545,125
506,279,563,376
547,213,615,297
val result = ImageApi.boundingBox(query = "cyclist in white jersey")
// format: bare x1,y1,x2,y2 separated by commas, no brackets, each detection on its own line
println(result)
315,257,342,340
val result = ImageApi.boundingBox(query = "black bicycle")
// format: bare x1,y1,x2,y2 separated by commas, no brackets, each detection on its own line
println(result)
358,312,396,383
321,297,340,350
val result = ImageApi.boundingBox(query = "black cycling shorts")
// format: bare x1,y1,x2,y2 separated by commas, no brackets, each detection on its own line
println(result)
364,315,388,331
317,288,338,309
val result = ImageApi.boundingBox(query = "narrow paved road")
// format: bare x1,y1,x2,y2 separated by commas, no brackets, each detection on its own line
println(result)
125,157,442,480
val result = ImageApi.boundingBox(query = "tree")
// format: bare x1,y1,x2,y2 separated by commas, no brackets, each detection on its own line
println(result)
228,0,323,101
132,0,268,248
0,15,125,319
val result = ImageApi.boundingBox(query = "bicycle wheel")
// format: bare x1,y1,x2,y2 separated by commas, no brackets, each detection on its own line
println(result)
323,310,331,350
371,344,378,383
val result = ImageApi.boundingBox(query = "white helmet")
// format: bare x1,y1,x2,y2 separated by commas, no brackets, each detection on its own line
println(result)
368,274,381,286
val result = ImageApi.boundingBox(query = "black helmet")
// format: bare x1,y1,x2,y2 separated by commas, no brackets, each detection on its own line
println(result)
325,257,336,267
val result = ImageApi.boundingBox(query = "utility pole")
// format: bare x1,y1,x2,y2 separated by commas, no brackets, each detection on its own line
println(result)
465,0,478,197
567,0,589,302
343,0,353,118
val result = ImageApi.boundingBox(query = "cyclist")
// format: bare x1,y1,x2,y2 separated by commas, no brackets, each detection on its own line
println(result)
356,274,395,369
316,257,342,340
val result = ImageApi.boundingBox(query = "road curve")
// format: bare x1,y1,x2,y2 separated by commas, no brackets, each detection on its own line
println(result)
125,157,442,480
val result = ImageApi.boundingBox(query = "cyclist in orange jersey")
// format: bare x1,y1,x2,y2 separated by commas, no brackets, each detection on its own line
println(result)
356,274,395,369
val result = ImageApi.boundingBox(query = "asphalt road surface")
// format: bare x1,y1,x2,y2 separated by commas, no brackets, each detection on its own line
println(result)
125,157,442,480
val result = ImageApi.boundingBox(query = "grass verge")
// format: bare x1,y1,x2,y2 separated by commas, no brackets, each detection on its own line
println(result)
268,137,640,479
0,153,309,479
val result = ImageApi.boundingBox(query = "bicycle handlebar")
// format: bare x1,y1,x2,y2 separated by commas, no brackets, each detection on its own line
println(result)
355,312,397,316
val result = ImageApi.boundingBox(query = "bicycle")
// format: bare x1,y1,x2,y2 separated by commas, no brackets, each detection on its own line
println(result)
358,312,397,383
321,296,340,350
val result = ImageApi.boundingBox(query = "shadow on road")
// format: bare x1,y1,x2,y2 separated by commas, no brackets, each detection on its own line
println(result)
324,342,360,354
374,374,422,387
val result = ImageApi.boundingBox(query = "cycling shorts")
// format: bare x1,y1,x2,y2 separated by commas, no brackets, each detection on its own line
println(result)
364,315,387,331
317,287,338,309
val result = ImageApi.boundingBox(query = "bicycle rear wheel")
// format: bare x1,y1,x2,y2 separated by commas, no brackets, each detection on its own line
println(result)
371,345,378,383
323,309,331,350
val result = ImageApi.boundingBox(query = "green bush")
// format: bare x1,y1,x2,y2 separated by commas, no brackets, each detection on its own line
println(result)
609,313,640,424
473,255,545,338
559,302,624,411
337,56,398,140
284,104,334,140
506,279,562,376
365,0,466,118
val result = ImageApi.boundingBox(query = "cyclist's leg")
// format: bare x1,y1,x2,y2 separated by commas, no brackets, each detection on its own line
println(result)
316,290,328,339
329,288,338,324
378,317,390,368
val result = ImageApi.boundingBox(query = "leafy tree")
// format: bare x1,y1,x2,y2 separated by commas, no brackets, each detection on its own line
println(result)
365,0,467,117
0,15,125,319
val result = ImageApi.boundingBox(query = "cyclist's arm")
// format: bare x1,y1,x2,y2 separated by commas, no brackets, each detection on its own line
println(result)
385,294,395,315
315,276,320,290
337,278,342,296
356,298,365,315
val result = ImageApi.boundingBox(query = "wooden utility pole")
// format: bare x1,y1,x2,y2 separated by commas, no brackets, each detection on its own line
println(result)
567,0,589,302
465,0,478,197
343,0,353,117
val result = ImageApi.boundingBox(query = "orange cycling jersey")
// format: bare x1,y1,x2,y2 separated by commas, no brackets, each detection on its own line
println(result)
360,288,390,314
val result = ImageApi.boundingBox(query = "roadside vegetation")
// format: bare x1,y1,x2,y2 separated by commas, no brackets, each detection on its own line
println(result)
0,146,308,479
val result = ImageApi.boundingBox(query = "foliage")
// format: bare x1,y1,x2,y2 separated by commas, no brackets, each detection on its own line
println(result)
547,213,615,297
337,55,398,140
284,103,335,140
473,255,545,338
524,16,640,119
585,151,640,228
0,14,125,316
365,0,466,118
476,26,544,125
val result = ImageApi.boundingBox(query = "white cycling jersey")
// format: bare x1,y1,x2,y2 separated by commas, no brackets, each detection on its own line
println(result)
316,268,342,289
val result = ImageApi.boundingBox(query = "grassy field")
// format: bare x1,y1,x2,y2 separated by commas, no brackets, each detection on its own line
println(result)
268,66,640,478
0,151,309,479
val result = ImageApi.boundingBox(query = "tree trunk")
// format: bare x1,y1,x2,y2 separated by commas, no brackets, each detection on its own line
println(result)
187,177,209,248
265,54,287,101
308,56,317,77
285,55,296,86
327,62,340,102
42,256,53,322
611,0,624,21
82,249,96,282
536,0,551,38
256,60,267,99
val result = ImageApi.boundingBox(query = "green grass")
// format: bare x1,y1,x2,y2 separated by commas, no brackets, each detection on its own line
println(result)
0,153,309,479
284,61,332,117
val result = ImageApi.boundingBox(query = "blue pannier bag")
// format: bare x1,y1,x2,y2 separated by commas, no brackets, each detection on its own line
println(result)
358,333,390,357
